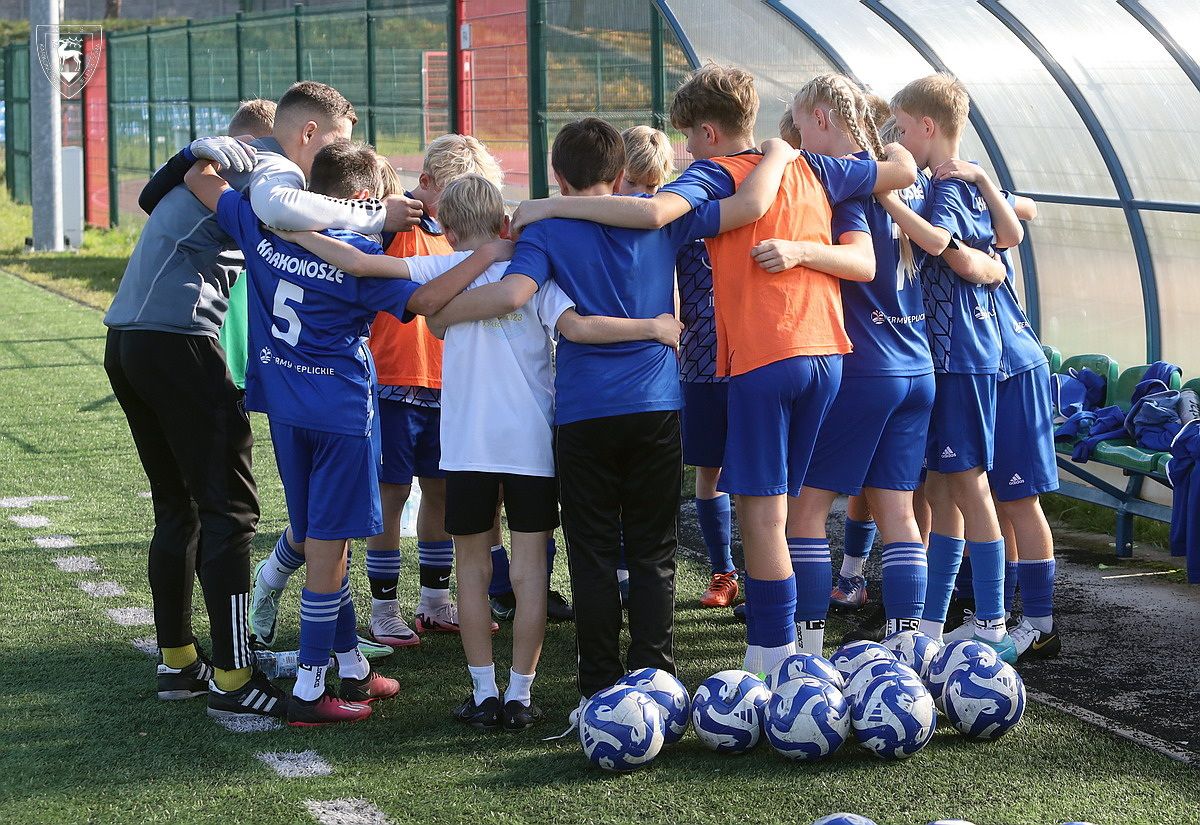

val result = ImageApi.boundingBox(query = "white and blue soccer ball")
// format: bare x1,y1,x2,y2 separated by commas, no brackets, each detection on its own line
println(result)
843,659,919,705
766,652,845,691
764,676,851,761
850,672,937,760
830,640,895,682
810,814,878,825
942,659,1025,740
926,639,999,710
926,820,978,824
579,686,665,772
883,630,942,679
690,669,771,754
615,667,690,744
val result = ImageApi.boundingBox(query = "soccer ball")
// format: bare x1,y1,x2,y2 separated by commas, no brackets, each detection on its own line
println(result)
690,669,771,754
926,639,999,710
830,640,895,682
882,630,942,678
810,815,878,825
764,676,851,761
850,672,937,760
766,652,845,691
579,686,665,771
843,659,920,705
615,668,690,744
942,660,1026,740
926,821,978,824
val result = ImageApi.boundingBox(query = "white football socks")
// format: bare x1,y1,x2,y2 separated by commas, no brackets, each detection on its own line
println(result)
839,555,867,579
293,663,327,701
797,620,826,656
419,586,451,611
1026,614,1053,633
335,646,370,680
505,669,535,706
918,619,944,642
469,663,498,705
744,642,796,677
974,617,1006,643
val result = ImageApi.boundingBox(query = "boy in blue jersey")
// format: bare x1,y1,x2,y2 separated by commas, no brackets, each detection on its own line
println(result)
184,141,506,725
930,174,1061,659
512,67,917,672
415,117,798,707
885,75,1024,661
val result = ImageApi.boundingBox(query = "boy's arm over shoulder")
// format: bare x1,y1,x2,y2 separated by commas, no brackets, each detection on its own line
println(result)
714,140,799,233
510,162,733,234
248,152,420,234
557,309,683,348
185,161,249,245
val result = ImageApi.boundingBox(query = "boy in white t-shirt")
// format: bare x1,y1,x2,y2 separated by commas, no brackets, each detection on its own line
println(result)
280,174,681,731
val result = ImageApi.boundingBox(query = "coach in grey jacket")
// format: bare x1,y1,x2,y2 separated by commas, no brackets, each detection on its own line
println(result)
103,81,419,723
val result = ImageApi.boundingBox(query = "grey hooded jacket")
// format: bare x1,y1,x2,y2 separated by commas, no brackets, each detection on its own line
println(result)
104,137,386,338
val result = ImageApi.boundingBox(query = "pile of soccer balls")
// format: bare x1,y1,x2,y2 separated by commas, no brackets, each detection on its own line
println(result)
579,631,1025,771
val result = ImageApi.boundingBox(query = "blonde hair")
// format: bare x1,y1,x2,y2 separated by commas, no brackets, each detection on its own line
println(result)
376,157,404,199
437,174,506,241
796,76,918,282
778,105,802,149
793,73,885,160
227,99,276,138
670,62,759,138
423,134,504,190
621,125,674,190
890,73,969,140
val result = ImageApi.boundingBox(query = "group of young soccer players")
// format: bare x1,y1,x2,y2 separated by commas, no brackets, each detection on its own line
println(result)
113,59,1062,731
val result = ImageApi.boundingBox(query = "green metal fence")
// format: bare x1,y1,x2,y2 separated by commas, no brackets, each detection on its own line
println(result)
2,0,694,217
4,42,32,204
106,0,453,224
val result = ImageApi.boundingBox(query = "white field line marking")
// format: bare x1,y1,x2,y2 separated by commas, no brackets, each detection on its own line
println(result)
106,607,154,626
1101,570,1178,580
9,514,50,528
1027,688,1198,765
212,715,282,733
0,495,69,509
34,535,76,549
131,637,158,655
304,799,393,825
53,555,100,573
79,581,127,598
256,751,333,778
138,492,152,499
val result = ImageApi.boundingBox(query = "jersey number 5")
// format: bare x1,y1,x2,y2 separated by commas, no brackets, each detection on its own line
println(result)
271,281,304,346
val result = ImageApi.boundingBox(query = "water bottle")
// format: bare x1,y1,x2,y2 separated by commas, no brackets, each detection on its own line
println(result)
399,477,422,538
255,649,299,678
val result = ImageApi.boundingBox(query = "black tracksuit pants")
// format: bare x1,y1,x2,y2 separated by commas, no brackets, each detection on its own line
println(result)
555,410,681,698
104,329,259,671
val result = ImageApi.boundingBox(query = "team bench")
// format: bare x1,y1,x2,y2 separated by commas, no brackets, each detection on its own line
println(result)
1044,346,1192,558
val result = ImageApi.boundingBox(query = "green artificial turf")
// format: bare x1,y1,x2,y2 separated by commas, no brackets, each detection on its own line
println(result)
0,271,1197,825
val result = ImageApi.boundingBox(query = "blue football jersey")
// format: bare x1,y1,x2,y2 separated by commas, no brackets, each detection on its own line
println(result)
921,174,1001,375
677,239,723,384
215,190,420,437
834,154,933,378
994,191,1046,380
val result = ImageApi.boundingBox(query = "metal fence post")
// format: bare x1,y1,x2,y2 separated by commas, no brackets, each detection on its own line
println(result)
107,36,118,227
650,3,666,131
366,8,377,146
145,26,156,172
448,0,460,134
526,0,548,198
294,4,304,82
186,20,196,140
4,45,12,201
235,12,245,100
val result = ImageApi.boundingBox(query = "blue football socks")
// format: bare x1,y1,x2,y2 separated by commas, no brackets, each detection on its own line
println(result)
920,533,965,637
696,495,735,575
839,518,877,578
881,541,927,627
1018,558,1056,632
